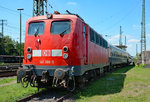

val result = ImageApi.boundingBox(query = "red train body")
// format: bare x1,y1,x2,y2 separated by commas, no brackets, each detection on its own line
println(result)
17,13,129,91
23,15,108,66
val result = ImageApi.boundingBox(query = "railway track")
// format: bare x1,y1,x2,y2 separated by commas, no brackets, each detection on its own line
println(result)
17,89,74,102
0,64,19,78
0,64,19,70
0,70,17,78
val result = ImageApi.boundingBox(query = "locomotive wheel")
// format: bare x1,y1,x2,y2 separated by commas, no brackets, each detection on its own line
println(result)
77,76,87,88
21,77,29,88
67,76,76,92
30,77,35,87
30,76,38,87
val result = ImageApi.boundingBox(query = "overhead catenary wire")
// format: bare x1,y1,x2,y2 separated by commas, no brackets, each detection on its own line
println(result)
47,2,55,12
8,21,25,29
47,0,60,12
4,24,25,38
0,2,28,43
0,3,29,43
0,5,31,17
100,0,141,34
5,28,25,42
6,25,25,32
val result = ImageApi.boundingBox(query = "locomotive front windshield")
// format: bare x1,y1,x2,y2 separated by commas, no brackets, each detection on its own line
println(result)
51,21,71,35
28,22,45,35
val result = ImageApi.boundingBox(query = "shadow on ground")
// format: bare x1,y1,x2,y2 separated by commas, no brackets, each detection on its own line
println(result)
75,65,134,99
144,64,150,68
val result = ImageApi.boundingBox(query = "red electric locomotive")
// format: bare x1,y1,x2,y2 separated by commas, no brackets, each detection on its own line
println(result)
17,11,128,91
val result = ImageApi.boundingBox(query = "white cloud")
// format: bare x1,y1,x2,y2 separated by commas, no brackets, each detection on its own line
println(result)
133,23,150,30
107,34,120,44
133,24,140,30
147,23,150,27
147,46,150,50
127,44,133,48
112,34,120,39
125,35,132,38
127,44,133,50
147,34,150,37
127,44,136,56
67,2,77,6
128,39,140,43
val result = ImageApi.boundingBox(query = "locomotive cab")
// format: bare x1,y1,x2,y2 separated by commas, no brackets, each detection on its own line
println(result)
18,14,88,91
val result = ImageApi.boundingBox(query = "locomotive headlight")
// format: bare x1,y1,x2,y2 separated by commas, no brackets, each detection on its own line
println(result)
63,46,68,52
27,54,32,59
47,13,52,19
27,47,32,53
63,53,68,59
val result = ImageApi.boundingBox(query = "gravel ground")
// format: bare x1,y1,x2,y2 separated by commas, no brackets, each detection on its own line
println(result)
27,89,75,102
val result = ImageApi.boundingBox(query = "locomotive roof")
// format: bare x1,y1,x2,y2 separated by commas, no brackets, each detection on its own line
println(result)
27,14,84,23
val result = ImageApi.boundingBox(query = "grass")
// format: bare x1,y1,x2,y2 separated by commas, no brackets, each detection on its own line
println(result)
0,77,39,102
0,65,150,102
0,62,5,65
0,63,20,65
75,65,150,102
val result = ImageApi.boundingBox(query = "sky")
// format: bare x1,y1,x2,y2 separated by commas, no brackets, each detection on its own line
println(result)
0,0,150,56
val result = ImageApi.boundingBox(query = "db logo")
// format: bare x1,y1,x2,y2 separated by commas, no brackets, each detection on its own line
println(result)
42,50,51,56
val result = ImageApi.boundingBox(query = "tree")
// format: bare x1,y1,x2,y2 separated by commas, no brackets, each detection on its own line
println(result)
0,36,24,56
3,36,16,55
15,41,24,56
0,33,3,54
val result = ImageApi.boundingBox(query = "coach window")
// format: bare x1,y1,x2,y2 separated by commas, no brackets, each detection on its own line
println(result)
51,21,71,35
103,40,105,48
90,29,93,41
94,32,96,43
90,29,95,42
105,41,107,48
83,26,86,38
99,37,101,46
102,39,105,48
105,40,107,48
111,52,113,56
100,37,102,46
96,33,99,45
104,41,106,48
28,22,45,35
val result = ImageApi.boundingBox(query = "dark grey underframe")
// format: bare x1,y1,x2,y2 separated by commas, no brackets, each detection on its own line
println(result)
23,63,109,76
23,57,128,77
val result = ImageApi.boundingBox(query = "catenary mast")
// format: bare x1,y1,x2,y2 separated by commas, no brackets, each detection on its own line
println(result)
141,0,146,55
33,0,47,16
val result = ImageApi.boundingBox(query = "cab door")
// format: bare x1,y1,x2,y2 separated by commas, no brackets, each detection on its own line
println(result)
82,23,88,65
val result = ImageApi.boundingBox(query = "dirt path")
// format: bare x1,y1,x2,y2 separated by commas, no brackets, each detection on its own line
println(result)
0,76,16,80
0,80,16,87
144,64,150,68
